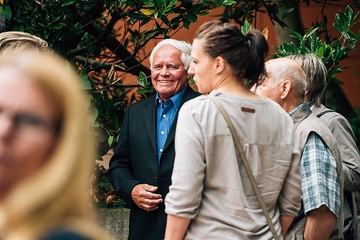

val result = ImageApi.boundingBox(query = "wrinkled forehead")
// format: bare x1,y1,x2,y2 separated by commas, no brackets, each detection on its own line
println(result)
263,61,278,81
155,45,181,58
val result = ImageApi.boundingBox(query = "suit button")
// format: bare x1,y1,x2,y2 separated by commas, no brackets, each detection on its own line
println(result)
154,177,158,182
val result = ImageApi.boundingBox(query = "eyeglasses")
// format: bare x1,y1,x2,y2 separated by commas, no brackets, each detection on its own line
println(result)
0,108,59,145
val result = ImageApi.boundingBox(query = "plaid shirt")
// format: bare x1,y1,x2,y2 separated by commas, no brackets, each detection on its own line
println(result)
290,105,341,217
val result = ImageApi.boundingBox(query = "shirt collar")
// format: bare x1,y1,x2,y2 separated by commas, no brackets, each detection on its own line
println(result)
289,103,303,116
155,86,188,111
307,100,314,110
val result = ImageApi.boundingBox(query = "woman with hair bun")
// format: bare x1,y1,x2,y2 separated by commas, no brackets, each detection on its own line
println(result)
164,20,301,239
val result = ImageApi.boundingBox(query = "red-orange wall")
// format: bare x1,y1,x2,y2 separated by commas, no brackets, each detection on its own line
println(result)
255,1,360,108
131,2,360,107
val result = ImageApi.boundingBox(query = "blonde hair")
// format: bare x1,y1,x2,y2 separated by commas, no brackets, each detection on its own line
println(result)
0,52,111,239
0,31,49,60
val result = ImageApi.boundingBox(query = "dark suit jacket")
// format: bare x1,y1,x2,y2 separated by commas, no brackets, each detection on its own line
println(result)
108,86,200,240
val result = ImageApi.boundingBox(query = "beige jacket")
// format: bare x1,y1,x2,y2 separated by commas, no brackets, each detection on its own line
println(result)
286,104,344,240
165,91,302,240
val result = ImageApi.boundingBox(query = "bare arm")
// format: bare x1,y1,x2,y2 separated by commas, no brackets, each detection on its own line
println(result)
304,205,336,240
164,215,191,240
280,215,294,238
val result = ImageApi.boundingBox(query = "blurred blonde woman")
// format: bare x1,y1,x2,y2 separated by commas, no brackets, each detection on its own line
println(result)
0,31,48,58
0,50,110,239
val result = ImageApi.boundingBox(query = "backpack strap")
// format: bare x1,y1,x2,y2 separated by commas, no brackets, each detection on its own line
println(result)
316,109,334,118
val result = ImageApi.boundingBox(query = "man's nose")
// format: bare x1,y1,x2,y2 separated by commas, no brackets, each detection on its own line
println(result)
160,66,169,76
0,114,14,140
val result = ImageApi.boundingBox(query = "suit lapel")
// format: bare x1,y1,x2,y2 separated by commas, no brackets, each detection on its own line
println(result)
163,87,199,150
143,97,157,152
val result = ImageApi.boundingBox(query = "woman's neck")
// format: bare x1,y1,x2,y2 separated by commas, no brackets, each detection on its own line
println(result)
214,77,262,100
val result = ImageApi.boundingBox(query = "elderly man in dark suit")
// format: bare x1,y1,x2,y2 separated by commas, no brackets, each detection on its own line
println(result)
108,39,200,240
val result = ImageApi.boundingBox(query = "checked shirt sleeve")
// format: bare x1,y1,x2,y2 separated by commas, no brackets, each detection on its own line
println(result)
300,132,341,217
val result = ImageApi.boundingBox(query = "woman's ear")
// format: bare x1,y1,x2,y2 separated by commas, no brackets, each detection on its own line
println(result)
215,56,225,75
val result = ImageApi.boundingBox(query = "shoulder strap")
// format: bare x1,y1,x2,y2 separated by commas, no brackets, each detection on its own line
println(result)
206,94,280,240
316,109,334,118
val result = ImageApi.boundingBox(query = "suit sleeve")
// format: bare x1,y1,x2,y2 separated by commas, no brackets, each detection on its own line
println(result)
108,106,141,207
326,114,360,191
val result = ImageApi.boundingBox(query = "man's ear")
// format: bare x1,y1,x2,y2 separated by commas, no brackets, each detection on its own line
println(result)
280,80,291,100
304,89,309,96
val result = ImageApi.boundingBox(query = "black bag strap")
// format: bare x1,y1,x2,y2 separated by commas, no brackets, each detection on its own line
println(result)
316,109,334,118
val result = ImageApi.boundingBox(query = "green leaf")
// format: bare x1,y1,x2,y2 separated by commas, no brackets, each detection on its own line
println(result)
304,27,319,38
80,73,92,90
316,46,324,57
13,25,25,31
289,29,303,40
136,88,154,94
127,12,149,21
183,19,190,29
108,135,114,146
280,7,295,16
136,71,150,87
52,23,65,30
2,5,12,21
189,76,195,85
222,0,236,6
241,20,252,34
169,0,177,8
345,5,354,25
154,0,162,10
103,93,113,116
61,0,76,7
91,108,100,127
186,14,197,23
197,11,210,16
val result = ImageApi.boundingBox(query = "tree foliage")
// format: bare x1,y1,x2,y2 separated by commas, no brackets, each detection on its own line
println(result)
2,0,359,207
274,6,360,85
0,0,282,154
1,0,359,155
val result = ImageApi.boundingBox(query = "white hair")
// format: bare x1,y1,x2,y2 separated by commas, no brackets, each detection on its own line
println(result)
149,39,192,70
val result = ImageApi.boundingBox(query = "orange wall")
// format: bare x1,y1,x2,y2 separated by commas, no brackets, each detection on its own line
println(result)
254,1,360,108
132,3,360,107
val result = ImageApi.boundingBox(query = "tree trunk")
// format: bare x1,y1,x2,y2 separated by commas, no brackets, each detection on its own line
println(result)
273,0,304,46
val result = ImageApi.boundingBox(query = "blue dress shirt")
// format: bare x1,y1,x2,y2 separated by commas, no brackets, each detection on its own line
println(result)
155,86,187,162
